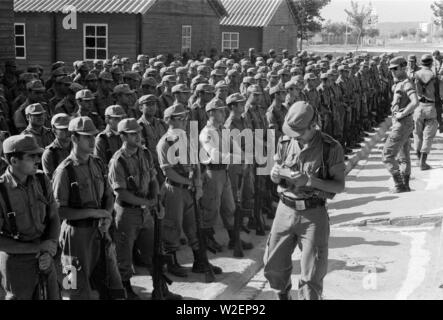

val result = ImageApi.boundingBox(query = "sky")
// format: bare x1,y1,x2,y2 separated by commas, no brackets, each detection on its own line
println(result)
321,0,436,23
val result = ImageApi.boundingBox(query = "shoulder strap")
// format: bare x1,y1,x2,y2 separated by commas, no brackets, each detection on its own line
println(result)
100,133,112,163
65,161,82,209
0,181,20,240
49,146,60,173
117,155,138,193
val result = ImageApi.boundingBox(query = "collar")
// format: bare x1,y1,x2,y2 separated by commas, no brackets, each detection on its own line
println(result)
24,125,46,136
3,166,34,189
104,126,119,137
68,151,91,166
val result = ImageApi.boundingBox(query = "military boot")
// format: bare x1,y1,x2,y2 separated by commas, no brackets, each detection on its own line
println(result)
420,153,431,171
391,172,408,193
161,279,183,300
123,280,141,300
416,152,421,167
203,228,223,253
227,230,254,251
192,250,223,275
166,252,188,278
277,285,292,300
402,173,411,192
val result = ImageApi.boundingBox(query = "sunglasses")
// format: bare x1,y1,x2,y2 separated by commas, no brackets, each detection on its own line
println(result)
390,67,399,71
172,115,188,121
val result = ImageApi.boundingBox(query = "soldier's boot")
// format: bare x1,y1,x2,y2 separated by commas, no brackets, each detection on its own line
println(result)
166,252,188,278
123,280,141,300
159,278,183,300
277,285,292,300
420,153,432,171
203,228,223,253
192,250,223,275
402,173,411,192
416,152,421,167
227,230,254,251
391,172,408,194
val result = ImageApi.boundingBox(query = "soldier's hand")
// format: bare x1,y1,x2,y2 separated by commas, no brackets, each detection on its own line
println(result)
289,172,309,187
196,186,203,200
270,165,281,182
98,217,112,234
38,252,52,272
38,240,57,257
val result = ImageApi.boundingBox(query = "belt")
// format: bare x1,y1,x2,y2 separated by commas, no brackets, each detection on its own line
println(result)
419,98,435,103
279,195,326,211
166,178,191,190
116,201,144,209
66,218,100,228
206,164,228,171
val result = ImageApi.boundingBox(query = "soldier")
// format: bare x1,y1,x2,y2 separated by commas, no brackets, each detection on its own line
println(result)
171,84,192,106
407,55,419,81
336,66,356,149
95,72,116,119
382,57,419,193
157,103,223,277
85,73,99,94
176,67,188,85
265,101,345,300
14,80,49,133
52,117,125,300
94,105,127,165
137,95,168,184
413,54,439,171
108,118,180,300
140,77,159,97
303,73,321,116
0,135,61,300
225,94,255,213
48,73,71,115
200,99,253,253
54,83,83,116
157,75,176,118
112,84,139,119
90,60,104,78
190,84,215,132
74,89,104,131
317,73,334,136
110,67,124,86
73,61,90,87
21,103,55,149
42,113,72,180
225,69,240,94
267,85,287,142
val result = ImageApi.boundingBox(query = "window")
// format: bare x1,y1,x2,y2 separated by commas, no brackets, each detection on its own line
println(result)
84,24,108,60
14,23,26,59
222,32,239,51
182,25,192,52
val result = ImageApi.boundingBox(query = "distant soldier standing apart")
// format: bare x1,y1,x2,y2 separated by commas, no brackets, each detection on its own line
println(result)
264,101,345,300
413,54,439,171
382,57,419,193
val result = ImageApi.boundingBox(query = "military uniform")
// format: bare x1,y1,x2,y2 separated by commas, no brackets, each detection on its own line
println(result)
0,135,61,300
264,102,344,300
413,55,439,170
52,117,124,300
21,125,54,149
382,57,418,192
108,119,158,294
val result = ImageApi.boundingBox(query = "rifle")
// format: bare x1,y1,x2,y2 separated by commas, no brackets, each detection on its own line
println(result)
151,201,175,300
253,166,266,236
35,252,49,300
189,166,215,283
232,205,244,258
434,74,443,133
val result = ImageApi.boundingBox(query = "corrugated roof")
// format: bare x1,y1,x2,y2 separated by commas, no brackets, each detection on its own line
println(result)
14,0,158,14
220,0,282,27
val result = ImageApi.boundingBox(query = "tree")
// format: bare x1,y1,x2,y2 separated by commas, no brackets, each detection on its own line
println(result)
432,1,443,26
322,20,347,37
288,0,331,50
345,1,378,50
400,29,408,38
408,28,417,37
367,28,380,38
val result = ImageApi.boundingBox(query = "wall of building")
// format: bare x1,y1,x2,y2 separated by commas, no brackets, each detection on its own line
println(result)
142,0,221,56
0,0,15,65
262,0,297,53
220,26,263,54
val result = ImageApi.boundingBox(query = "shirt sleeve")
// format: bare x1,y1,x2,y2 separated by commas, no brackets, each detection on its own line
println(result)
199,129,231,164
328,142,345,175
94,136,108,164
52,167,69,207
41,149,54,179
107,157,127,191
157,138,173,170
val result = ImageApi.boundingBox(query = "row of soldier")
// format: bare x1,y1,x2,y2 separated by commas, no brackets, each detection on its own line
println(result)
0,49,392,300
